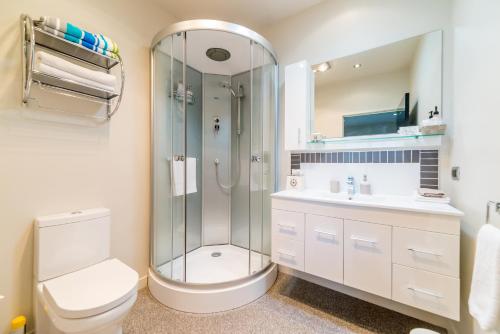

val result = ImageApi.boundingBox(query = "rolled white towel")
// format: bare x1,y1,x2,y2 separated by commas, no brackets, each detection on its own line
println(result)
35,62,116,93
35,51,116,87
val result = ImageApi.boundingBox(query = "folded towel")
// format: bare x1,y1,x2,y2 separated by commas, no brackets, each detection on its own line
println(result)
35,62,115,93
173,158,197,196
414,193,450,204
418,188,446,198
469,225,500,330
35,51,116,87
41,16,119,54
41,26,119,59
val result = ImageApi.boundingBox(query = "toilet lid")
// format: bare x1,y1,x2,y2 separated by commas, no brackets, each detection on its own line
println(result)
42,258,138,319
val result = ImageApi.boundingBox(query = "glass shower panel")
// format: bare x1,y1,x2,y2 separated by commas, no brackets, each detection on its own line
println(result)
184,32,203,258
152,36,174,277
170,32,186,281
260,48,276,265
249,41,265,274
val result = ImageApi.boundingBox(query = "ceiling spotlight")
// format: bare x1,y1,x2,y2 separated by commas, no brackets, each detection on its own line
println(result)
312,62,331,73
353,63,362,69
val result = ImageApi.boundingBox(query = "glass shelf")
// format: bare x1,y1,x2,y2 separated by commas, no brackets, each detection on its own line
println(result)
307,133,444,144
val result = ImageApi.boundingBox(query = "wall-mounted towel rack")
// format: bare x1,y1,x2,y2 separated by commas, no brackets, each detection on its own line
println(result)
21,14,124,120
486,201,500,224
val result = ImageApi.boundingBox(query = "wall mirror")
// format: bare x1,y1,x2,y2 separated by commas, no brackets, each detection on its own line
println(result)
311,30,442,140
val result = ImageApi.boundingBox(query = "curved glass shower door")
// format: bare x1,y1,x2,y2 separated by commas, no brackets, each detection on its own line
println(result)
151,25,277,285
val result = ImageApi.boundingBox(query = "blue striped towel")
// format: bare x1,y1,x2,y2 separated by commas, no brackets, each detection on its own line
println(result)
42,26,118,59
41,16,119,55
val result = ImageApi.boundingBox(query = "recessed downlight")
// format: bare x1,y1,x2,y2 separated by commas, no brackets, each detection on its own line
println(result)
206,48,231,62
312,62,331,73
353,63,362,69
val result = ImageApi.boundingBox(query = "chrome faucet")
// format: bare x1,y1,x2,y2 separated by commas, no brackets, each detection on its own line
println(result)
347,176,355,196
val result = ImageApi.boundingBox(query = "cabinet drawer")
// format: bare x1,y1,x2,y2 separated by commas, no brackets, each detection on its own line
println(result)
393,227,459,277
305,214,343,283
392,264,460,320
344,220,392,298
272,209,305,241
272,236,304,271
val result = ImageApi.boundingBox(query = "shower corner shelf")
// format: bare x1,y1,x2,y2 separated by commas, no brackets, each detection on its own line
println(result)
21,14,125,120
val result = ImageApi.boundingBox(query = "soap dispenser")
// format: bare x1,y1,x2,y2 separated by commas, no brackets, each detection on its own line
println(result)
360,174,371,195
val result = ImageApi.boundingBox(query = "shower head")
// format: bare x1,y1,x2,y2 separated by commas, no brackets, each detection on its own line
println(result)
206,48,231,62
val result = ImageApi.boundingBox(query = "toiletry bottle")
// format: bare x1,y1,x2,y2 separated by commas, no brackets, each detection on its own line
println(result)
432,106,441,120
360,174,371,195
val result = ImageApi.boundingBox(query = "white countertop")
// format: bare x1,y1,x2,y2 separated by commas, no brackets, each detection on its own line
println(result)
271,190,464,217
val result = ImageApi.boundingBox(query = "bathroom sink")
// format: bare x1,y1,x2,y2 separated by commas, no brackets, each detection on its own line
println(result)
271,189,463,216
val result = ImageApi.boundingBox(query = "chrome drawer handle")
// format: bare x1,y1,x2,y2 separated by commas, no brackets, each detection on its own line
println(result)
277,250,296,258
350,235,377,244
407,286,443,299
407,247,443,257
314,229,336,237
278,223,296,230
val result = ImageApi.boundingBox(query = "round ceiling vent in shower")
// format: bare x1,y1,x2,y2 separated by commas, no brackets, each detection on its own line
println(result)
206,48,231,62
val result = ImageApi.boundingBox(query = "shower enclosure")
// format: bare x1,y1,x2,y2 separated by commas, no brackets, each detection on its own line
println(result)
149,20,278,312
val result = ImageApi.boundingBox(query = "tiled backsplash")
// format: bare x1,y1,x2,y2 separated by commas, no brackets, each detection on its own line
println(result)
291,150,439,189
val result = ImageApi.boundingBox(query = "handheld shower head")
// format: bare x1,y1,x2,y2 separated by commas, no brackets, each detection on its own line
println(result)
219,81,244,98
220,81,237,97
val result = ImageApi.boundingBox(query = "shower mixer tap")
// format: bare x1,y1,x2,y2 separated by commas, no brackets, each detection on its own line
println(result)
213,116,220,133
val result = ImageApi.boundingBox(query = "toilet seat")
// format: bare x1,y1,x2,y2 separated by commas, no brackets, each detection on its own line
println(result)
42,258,138,319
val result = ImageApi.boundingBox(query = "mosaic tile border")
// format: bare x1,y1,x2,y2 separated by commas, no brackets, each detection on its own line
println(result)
291,150,439,189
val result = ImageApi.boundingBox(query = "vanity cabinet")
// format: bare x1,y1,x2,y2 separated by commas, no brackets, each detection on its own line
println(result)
271,196,462,320
344,220,392,298
305,214,343,283
284,60,312,151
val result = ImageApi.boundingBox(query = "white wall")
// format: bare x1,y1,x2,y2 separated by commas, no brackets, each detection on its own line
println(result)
443,0,500,333
0,1,176,332
261,0,455,330
260,0,452,190
409,32,443,125
315,68,410,137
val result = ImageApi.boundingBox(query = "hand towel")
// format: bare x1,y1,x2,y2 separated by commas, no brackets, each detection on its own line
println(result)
35,51,116,87
41,26,119,59
414,192,450,204
41,16,119,54
173,158,197,196
469,224,500,330
35,62,115,93
418,188,446,198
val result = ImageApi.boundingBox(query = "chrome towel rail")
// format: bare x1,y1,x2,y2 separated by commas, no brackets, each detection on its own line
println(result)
21,14,124,121
486,201,500,224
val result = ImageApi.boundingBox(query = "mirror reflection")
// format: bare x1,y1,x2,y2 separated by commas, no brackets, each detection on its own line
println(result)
312,30,442,139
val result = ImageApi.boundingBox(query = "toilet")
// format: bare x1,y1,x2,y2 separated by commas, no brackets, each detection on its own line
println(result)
34,208,138,334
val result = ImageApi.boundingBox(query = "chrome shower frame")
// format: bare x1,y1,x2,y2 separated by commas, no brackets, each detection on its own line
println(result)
149,19,279,292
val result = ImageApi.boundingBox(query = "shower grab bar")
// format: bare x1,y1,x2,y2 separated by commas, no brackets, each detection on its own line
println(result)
486,201,500,224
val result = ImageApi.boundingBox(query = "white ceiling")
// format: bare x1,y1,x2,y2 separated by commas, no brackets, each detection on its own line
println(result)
156,30,273,75
152,0,325,29
314,35,421,87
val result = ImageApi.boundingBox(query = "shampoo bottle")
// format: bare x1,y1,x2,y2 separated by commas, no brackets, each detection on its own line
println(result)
360,174,372,195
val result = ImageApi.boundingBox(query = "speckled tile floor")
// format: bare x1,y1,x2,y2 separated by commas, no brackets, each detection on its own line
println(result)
123,273,446,334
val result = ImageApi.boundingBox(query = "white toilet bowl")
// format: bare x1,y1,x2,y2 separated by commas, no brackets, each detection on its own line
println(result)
35,258,138,334
34,209,138,334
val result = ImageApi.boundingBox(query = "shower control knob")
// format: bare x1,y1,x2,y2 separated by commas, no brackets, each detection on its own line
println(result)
251,155,262,163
